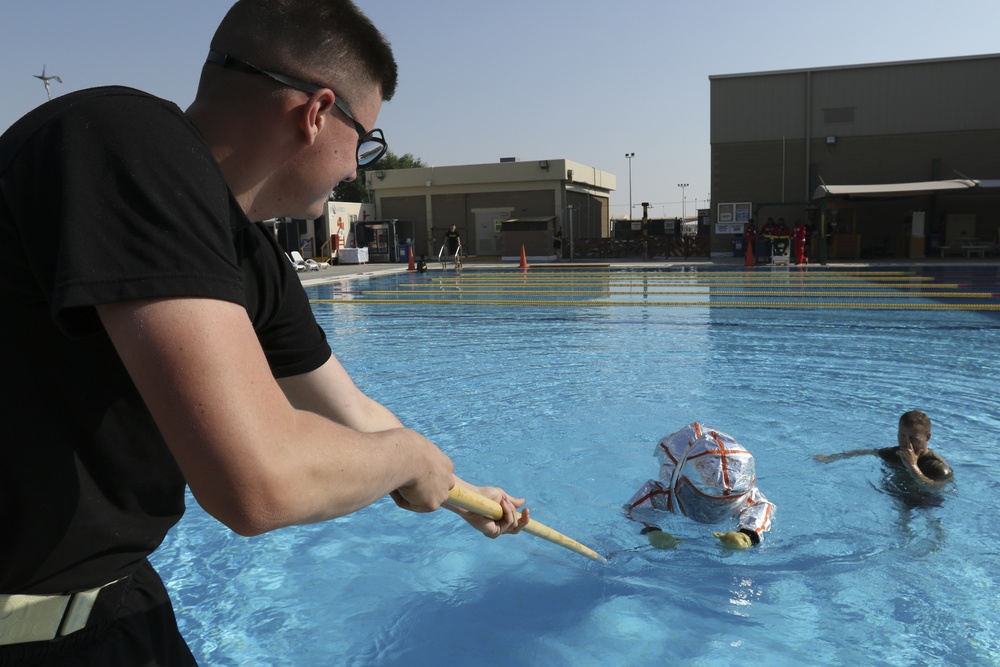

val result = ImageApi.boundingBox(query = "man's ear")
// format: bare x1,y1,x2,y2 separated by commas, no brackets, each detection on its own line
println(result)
299,89,336,145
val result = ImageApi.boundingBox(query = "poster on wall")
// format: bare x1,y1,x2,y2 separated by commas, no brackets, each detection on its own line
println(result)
735,203,751,222
717,202,752,232
716,223,744,235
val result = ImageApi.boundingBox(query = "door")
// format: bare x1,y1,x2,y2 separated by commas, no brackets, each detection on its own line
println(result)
473,207,512,256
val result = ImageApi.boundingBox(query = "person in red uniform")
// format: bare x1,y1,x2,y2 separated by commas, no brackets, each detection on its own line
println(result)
774,217,791,239
759,217,777,262
792,218,808,264
770,218,791,260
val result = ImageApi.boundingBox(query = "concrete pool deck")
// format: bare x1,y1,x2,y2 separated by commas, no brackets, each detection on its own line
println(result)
298,254,1000,287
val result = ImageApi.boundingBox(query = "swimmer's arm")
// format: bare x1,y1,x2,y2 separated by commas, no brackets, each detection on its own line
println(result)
900,463,949,488
898,446,952,489
813,448,878,463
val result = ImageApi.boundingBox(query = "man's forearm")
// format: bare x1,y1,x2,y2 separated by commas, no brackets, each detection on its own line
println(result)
903,461,947,488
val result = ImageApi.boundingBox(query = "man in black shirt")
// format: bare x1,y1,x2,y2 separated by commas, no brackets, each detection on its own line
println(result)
0,1,527,663
442,224,462,268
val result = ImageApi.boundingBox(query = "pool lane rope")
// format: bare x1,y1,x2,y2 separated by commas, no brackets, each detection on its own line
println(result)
311,298,1000,310
358,289,994,298
311,269,999,309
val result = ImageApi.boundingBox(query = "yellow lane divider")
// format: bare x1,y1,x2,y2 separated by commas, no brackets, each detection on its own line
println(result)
432,270,925,278
310,298,1000,310
431,275,939,283
358,289,997,298
430,279,944,289
436,268,935,280
420,281,958,289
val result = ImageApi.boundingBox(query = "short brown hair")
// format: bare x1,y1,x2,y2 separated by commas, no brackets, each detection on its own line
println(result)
899,410,932,434
208,0,398,105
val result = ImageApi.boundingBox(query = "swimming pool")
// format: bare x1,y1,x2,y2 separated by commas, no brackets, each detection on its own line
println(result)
152,266,1000,666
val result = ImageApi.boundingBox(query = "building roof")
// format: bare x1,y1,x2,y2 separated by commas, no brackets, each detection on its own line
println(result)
710,52,1000,81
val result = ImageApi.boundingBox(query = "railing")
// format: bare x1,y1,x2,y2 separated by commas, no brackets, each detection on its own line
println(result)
438,244,463,267
571,236,709,259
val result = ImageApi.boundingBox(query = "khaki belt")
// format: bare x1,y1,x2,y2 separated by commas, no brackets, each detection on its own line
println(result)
0,577,126,646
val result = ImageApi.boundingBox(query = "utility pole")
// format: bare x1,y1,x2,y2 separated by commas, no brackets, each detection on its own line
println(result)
568,205,575,260
625,152,635,219
642,201,650,260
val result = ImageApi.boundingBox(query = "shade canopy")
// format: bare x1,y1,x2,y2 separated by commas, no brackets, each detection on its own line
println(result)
813,179,979,199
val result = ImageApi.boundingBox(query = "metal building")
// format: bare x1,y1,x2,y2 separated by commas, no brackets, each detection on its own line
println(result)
709,53,1000,261
364,158,614,260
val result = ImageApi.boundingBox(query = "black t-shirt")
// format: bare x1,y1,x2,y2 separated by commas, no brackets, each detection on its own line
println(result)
0,87,331,594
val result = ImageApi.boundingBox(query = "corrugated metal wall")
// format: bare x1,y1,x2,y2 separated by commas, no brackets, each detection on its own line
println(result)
708,54,1000,257
711,55,1000,144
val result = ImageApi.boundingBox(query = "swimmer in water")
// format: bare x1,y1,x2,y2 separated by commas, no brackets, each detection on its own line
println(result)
625,422,775,549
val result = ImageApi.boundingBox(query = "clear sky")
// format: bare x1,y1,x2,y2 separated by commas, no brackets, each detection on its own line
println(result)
3,1,999,218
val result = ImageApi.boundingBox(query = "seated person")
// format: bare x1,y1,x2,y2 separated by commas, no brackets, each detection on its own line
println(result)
760,217,777,238
774,217,791,239
814,410,953,492
625,422,775,549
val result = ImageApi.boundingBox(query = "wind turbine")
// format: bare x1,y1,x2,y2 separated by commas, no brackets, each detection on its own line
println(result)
34,65,62,100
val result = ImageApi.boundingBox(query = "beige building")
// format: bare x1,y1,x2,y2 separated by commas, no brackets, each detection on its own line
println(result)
364,158,614,259
710,53,1000,260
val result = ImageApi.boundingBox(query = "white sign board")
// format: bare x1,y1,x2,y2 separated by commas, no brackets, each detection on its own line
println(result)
716,223,744,235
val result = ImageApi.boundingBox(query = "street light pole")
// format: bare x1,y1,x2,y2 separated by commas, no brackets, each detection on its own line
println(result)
677,183,689,220
625,152,635,220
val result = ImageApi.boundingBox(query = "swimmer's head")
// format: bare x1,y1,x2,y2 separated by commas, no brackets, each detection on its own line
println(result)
685,444,755,499
674,437,755,524
658,424,756,498
898,410,931,455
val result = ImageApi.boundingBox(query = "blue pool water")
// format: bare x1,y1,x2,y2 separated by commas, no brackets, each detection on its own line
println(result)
152,267,1000,666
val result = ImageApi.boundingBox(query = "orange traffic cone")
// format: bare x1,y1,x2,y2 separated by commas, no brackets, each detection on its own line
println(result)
407,244,415,271
519,244,529,270
744,242,754,267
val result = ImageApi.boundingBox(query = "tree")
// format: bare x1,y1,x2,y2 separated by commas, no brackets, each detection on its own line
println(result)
331,150,427,203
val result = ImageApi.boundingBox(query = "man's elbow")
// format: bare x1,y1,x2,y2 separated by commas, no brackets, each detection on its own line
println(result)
192,484,296,537
223,506,283,537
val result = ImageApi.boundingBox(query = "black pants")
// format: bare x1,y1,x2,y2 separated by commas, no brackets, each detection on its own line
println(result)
0,560,196,666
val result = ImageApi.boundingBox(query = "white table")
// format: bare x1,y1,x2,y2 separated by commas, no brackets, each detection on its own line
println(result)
338,247,369,264
961,241,989,257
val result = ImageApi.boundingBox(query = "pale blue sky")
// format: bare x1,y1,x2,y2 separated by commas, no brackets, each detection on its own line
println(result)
3,1,998,218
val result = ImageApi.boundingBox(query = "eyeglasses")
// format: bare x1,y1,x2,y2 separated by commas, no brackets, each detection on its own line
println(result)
206,50,387,166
